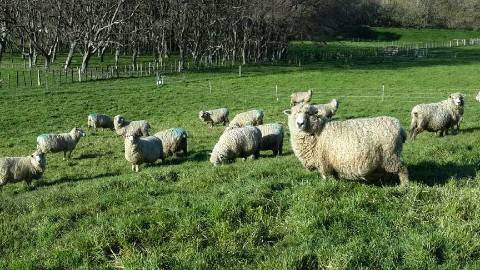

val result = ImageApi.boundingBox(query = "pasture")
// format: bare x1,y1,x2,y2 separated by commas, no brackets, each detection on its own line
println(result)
2,28,480,269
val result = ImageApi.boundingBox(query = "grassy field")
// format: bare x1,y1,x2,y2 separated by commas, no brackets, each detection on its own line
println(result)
2,28,480,269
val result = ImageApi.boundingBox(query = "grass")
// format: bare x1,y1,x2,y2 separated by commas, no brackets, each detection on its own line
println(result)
2,27,480,268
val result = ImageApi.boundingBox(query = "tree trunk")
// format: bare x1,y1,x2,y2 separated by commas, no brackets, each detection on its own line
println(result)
64,41,76,70
44,55,51,69
131,46,138,69
51,39,58,63
99,46,107,62
114,46,120,68
0,40,4,63
81,47,94,73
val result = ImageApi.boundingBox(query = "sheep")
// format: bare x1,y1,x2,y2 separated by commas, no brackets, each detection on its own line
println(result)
37,128,86,160
257,123,284,156
154,128,188,157
290,89,313,106
210,126,262,166
199,108,229,127
228,109,264,128
283,103,409,186
476,91,480,102
313,99,339,118
410,93,465,140
113,115,150,137
124,132,164,172
87,113,114,131
0,150,46,188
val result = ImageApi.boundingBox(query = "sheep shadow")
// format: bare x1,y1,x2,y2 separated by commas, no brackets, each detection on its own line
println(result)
74,151,114,160
408,161,478,186
36,172,121,188
459,127,480,134
187,150,210,162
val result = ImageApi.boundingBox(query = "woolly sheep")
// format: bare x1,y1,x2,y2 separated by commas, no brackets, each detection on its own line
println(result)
210,126,262,166
313,99,339,118
283,103,409,186
113,115,150,137
87,113,114,131
154,128,188,157
37,128,86,160
199,108,229,127
0,150,46,187
257,123,284,156
410,93,465,140
228,109,264,128
124,133,164,172
290,90,313,106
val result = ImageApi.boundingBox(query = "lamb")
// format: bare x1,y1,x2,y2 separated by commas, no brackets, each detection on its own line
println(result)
124,132,164,172
37,128,86,160
199,108,229,127
0,150,46,187
257,123,284,156
290,90,313,106
410,93,465,140
313,99,339,118
210,126,262,166
87,113,114,131
283,103,409,186
228,109,264,128
154,128,188,157
113,115,150,137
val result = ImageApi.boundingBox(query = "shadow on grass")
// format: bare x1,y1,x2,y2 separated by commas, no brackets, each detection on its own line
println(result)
188,150,210,162
409,161,478,186
74,151,114,160
340,26,402,41
459,127,480,134
36,172,121,188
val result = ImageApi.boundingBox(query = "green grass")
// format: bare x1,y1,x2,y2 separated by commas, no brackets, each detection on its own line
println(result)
3,28,480,268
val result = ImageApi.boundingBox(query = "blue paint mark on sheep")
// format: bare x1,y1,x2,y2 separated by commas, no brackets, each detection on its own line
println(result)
172,128,187,138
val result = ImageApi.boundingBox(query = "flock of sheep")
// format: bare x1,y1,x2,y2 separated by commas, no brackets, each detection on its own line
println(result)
0,87,469,188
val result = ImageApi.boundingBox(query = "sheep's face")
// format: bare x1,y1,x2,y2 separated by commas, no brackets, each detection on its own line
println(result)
284,104,322,134
209,153,222,166
72,128,86,137
114,115,125,127
31,151,46,168
449,93,464,106
199,111,211,121
331,99,339,109
126,134,139,144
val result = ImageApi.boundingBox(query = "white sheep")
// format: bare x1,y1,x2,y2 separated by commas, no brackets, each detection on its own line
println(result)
210,126,262,166
476,91,480,102
199,108,229,127
410,93,465,139
124,133,164,172
0,150,46,187
257,123,284,156
313,99,339,118
37,128,86,160
87,113,114,131
113,115,150,137
284,103,409,186
154,128,188,157
228,109,264,128
290,90,313,106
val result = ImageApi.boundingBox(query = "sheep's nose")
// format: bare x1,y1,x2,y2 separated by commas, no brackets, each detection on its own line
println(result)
296,119,305,128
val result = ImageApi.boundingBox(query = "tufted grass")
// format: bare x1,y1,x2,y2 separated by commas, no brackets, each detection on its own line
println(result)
2,30,480,268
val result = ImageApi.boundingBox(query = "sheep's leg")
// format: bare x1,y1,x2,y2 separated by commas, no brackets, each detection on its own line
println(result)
253,150,260,160
131,165,135,172
382,157,409,186
63,151,67,160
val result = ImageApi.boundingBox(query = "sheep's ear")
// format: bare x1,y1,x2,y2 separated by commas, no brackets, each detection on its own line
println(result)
207,152,212,156
283,109,292,116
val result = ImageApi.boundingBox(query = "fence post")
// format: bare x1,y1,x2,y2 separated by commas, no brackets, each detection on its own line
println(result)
209,81,212,94
239,65,242,77
275,85,279,102
382,85,385,102
37,69,41,86
78,68,82,82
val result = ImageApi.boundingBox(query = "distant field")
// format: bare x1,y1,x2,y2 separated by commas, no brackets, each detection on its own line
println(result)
2,28,480,268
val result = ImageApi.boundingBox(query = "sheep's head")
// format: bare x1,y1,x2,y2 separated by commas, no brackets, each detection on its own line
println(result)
209,152,222,166
283,103,324,134
330,99,339,109
199,111,211,121
71,127,86,138
114,115,125,127
30,150,46,169
449,93,465,107
125,133,140,144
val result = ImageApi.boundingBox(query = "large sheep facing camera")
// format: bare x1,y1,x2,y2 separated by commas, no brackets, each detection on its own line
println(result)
0,150,46,188
283,103,409,186
410,92,465,139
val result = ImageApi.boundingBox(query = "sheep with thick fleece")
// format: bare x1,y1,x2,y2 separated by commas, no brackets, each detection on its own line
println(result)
124,133,164,172
290,90,313,106
87,113,114,131
410,93,464,139
210,126,262,166
154,128,188,157
37,128,86,160
0,150,46,187
313,99,339,118
228,109,264,128
113,115,150,137
284,103,409,186
257,123,284,156
199,108,229,127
